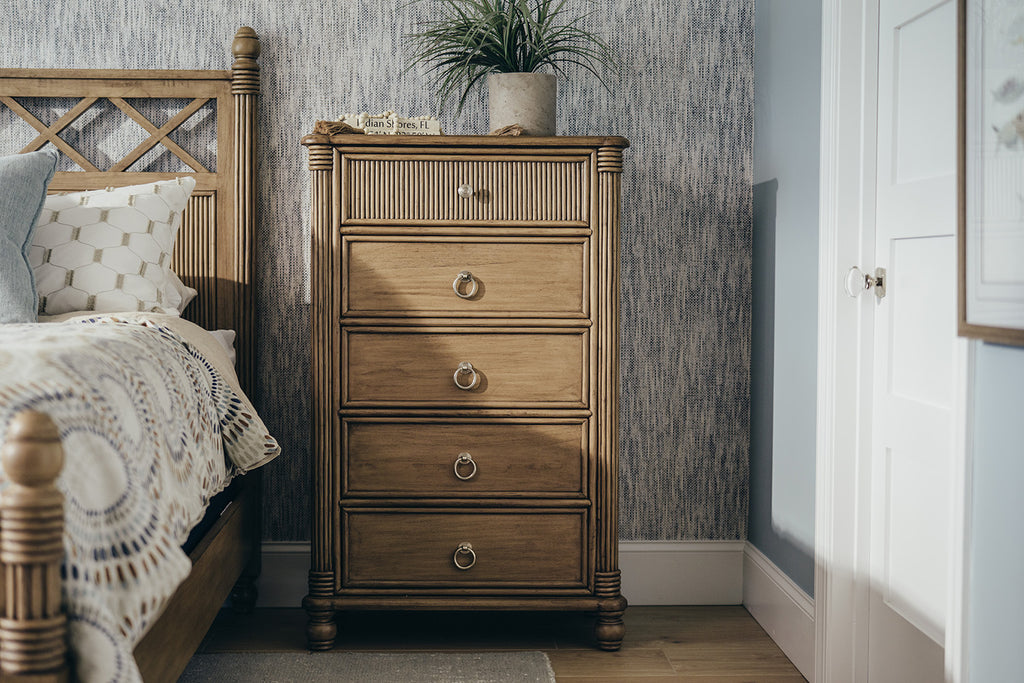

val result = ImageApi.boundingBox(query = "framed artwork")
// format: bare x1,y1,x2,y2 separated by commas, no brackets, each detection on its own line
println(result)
958,0,1024,346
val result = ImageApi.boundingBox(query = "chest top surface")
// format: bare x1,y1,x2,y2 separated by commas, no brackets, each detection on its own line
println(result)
301,133,629,151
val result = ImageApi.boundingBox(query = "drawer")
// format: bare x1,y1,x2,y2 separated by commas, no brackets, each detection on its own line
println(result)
342,328,588,408
343,419,587,497
341,154,590,225
343,237,588,318
341,510,587,588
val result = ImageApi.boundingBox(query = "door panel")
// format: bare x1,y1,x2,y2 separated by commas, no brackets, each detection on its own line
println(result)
892,2,957,183
869,0,962,679
889,236,956,407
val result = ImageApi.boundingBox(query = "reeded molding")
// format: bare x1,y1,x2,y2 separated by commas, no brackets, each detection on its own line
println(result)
307,144,335,171
596,147,624,174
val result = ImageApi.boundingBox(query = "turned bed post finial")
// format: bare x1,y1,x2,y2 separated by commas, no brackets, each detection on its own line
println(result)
230,27,260,95
0,410,68,679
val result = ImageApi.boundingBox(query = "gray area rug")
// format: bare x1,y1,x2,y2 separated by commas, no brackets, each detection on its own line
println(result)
178,651,556,683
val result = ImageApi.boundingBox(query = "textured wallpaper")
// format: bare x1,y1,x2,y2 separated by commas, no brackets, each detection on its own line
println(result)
0,0,752,541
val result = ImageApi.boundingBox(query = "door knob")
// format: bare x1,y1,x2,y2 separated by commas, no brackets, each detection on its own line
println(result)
844,266,886,300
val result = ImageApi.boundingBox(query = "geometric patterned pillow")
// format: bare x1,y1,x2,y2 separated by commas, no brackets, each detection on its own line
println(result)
29,177,196,315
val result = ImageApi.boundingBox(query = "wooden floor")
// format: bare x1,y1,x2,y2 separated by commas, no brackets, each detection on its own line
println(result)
197,605,807,682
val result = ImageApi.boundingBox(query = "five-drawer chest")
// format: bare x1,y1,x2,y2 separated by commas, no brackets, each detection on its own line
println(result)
302,133,628,650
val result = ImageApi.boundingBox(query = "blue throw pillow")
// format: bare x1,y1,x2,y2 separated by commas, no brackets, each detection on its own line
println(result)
0,149,58,323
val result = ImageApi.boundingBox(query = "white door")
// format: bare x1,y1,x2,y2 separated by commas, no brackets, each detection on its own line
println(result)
816,0,969,680
866,0,963,680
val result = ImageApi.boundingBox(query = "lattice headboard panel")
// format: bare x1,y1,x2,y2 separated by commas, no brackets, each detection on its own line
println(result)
0,27,259,392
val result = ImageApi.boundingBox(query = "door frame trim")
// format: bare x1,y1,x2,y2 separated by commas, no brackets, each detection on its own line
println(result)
815,0,877,680
947,339,974,682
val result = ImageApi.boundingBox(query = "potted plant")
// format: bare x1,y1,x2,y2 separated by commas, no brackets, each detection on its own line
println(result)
407,0,614,135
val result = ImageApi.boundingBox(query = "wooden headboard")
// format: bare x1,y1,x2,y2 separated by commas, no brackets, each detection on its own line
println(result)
0,27,259,392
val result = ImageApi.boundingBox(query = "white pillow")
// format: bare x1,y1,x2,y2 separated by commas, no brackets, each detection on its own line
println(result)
168,269,198,312
208,329,237,366
29,177,196,315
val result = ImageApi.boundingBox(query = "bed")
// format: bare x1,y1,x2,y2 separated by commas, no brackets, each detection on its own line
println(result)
0,27,274,682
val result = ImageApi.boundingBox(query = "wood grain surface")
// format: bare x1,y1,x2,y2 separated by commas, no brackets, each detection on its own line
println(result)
343,237,588,318
342,509,587,587
344,419,586,497
342,328,588,407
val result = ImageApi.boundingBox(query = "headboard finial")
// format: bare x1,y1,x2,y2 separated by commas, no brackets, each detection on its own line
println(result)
231,27,260,95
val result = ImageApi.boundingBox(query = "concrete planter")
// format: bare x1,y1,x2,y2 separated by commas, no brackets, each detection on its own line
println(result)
487,72,556,135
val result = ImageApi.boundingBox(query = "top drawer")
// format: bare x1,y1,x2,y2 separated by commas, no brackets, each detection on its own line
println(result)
341,154,590,225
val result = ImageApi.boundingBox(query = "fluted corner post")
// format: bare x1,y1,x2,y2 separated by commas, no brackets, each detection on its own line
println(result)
303,138,337,650
0,411,68,681
230,26,259,396
594,144,627,651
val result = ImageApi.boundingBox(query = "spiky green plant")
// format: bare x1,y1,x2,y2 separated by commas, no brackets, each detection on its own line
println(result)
407,0,615,113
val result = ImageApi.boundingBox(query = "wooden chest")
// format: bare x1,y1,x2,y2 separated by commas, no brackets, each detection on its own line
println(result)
302,134,628,650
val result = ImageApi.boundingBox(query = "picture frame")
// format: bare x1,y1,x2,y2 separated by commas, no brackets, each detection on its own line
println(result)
957,0,1024,346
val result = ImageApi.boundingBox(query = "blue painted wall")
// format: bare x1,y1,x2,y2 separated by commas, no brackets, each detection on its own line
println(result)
967,342,1024,681
750,0,820,596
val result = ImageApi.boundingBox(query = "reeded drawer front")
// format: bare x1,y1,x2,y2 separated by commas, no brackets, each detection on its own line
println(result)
342,329,588,407
342,155,589,224
343,420,587,497
341,510,587,588
343,237,588,318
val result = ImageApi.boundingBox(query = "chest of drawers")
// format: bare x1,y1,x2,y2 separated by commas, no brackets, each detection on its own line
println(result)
302,134,628,650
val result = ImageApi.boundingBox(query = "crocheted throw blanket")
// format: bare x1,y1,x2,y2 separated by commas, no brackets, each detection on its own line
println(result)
0,314,279,683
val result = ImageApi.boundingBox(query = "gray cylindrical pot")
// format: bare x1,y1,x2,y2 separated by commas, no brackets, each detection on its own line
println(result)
487,72,556,135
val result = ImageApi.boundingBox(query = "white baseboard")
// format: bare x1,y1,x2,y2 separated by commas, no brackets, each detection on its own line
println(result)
743,542,815,681
619,540,744,605
258,540,746,608
258,542,311,609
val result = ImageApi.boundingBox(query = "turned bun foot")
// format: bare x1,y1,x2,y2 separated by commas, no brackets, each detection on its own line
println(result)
595,618,626,651
306,609,337,650
595,595,627,651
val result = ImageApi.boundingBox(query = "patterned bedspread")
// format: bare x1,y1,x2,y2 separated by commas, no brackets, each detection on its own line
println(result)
0,314,279,683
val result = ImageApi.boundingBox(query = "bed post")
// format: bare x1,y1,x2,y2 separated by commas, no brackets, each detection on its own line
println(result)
229,26,262,614
0,411,68,682
229,26,259,396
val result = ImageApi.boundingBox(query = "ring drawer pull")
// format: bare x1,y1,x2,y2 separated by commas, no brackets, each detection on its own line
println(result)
453,542,476,570
453,452,478,480
452,271,479,299
457,183,475,199
453,362,480,390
